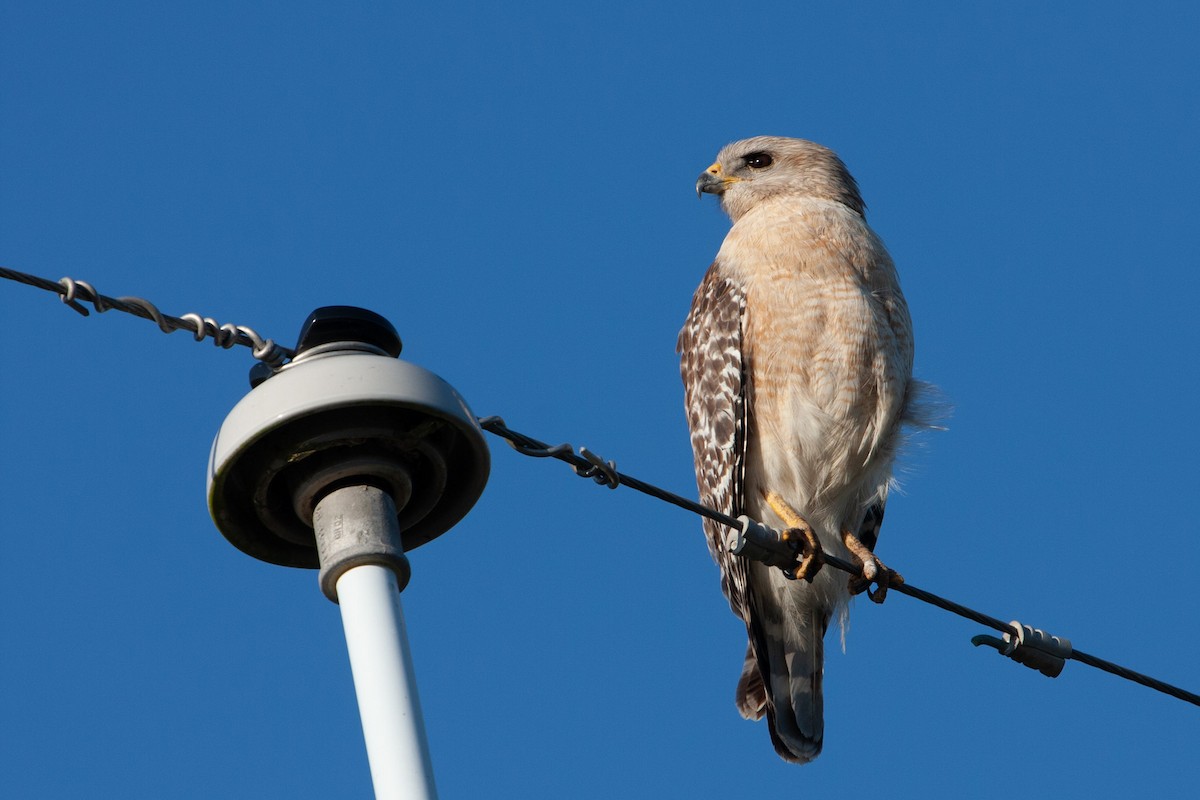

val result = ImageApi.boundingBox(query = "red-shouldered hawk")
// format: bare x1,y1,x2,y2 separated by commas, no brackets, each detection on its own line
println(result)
679,136,922,763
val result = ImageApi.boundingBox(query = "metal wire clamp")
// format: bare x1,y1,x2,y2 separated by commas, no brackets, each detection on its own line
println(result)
972,621,1072,678
725,516,799,573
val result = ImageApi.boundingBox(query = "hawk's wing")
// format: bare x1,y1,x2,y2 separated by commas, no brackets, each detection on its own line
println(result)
677,263,750,621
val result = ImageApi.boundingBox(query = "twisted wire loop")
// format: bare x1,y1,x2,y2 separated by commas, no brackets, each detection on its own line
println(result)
479,414,1200,708
1,266,294,368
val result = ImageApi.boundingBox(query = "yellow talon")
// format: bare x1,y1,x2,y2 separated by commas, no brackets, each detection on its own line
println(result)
761,490,824,582
842,530,904,603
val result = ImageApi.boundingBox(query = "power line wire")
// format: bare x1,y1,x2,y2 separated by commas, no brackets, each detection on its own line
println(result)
478,415,1200,708
5,265,1197,707
0,266,292,366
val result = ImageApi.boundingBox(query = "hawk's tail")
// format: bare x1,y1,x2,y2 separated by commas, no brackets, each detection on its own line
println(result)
741,595,830,764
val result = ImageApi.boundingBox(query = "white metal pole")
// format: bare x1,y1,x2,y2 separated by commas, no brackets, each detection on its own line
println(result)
337,563,438,800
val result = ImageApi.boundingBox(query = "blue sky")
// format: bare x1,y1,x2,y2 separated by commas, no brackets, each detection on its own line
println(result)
3,2,1198,797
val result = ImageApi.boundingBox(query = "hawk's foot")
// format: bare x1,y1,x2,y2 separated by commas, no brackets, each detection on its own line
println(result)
762,490,824,582
841,530,904,603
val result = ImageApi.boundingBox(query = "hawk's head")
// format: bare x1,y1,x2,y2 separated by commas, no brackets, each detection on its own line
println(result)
696,136,864,222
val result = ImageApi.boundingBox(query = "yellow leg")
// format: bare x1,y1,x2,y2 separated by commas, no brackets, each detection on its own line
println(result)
761,490,824,582
841,530,904,604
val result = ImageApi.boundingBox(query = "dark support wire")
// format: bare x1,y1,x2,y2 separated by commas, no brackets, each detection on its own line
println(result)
478,416,1020,635
479,415,1200,709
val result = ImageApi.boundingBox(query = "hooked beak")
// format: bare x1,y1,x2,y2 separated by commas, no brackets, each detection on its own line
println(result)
695,162,737,198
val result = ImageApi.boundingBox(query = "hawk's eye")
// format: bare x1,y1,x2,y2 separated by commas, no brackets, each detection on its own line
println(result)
744,152,774,169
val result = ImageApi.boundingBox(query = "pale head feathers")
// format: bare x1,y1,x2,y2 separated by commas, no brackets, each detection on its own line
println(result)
696,136,865,222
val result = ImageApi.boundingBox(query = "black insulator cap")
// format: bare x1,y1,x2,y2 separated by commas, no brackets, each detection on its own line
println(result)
248,361,274,388
295,306,403,357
